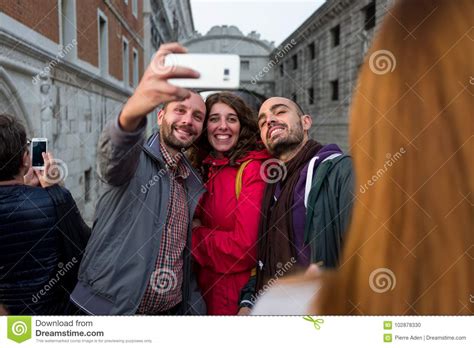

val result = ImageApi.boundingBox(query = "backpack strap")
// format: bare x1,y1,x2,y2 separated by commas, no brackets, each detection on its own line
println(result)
304,156,319,208
235,159,253,200
235,159,257,280
304,153,342,208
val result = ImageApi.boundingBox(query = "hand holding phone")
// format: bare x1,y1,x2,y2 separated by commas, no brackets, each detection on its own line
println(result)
24,166,41,187
27,151,65,188
31,138,48,170
165,54,240,89
119,43,200,132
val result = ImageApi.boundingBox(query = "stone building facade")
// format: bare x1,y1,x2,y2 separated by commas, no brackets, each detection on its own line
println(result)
143,0,194,63
143,0,194,134
273,0,393,151
183,25,275,97
0,0,145,223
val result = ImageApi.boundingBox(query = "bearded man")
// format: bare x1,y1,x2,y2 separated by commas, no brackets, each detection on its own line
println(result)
238,97,355,314
71,43,207,315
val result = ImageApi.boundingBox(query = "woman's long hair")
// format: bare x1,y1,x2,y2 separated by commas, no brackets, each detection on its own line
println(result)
312,0,473,314
189,92,263,177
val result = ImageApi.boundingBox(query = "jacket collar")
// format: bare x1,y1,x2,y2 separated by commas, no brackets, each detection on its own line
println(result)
202,148,271,167
143,132,166,165
143,131,204,186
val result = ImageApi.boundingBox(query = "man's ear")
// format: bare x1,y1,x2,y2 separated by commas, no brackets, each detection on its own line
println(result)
21,151,30,172
23,151,29,165
302,114,312,131
157,109,164,126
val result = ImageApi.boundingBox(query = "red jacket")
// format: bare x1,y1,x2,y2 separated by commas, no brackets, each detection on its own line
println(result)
192,149,270,314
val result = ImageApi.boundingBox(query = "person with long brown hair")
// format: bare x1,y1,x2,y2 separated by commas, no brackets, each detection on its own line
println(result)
190,92,271,314
253,0,473,315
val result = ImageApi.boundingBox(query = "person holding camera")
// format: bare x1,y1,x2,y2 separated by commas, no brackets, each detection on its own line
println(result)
70,43,208,315
0,114,90,315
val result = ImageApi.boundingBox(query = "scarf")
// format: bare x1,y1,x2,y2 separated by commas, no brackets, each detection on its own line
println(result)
255,139,323,292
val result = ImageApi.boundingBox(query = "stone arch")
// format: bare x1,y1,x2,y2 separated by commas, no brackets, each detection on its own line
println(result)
0,67,31,134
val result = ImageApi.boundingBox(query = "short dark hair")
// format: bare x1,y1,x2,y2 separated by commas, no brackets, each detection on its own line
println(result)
0,114,27,180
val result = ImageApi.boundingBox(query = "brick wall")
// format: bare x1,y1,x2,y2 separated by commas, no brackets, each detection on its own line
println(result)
76,0,143,84
0,0,145,223
1,0,144,85
0,0,59,43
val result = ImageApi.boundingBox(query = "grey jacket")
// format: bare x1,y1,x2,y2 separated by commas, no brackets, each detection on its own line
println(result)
70,117,206,315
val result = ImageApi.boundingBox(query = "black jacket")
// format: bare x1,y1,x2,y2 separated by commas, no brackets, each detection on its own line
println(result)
0,184,90,315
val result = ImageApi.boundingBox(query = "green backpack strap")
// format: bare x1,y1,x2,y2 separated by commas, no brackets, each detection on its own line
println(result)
235,159,253,200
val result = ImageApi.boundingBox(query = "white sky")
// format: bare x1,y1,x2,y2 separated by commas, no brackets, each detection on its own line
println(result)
190,0,326,47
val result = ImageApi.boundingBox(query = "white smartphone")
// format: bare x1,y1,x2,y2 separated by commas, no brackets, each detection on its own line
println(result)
31,138,48,170
165,53,240,89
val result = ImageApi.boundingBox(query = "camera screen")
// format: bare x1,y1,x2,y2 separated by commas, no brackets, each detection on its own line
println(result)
32,141,46,167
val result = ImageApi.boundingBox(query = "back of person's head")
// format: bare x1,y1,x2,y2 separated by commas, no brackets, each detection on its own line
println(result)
314,0,473,314
0,114,27,181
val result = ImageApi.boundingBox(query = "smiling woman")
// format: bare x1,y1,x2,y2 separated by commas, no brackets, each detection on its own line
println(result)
206,102,241,157
189,92,271,315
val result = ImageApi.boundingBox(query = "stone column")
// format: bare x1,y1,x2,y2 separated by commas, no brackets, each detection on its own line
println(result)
39,75,57,141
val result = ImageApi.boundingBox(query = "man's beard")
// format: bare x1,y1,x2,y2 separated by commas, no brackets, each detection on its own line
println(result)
267,124,304,158
161,120,196,152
